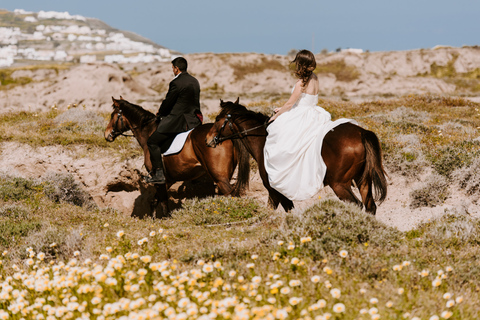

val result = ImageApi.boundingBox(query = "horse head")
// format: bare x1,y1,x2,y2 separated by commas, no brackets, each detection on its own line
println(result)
104,96,135,142
205,98,243,148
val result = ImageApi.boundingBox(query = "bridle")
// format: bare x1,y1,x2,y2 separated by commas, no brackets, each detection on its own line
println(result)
107,109,135,140
107,109,158,140
209,113,268,147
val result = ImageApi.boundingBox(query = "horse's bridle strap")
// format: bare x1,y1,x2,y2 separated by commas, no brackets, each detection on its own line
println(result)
109,110,157,139
214,114,267,144
110,111,135,138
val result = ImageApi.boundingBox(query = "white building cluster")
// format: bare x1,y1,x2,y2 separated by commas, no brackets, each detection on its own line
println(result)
0,9,172,67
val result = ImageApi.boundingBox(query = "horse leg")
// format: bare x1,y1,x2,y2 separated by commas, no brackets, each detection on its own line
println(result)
152,184,170,218
258,167,293,211
330,182,363,210
356,178,377,215
275,189,294,212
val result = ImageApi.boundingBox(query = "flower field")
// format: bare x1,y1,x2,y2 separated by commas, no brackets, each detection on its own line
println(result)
0,94,480,319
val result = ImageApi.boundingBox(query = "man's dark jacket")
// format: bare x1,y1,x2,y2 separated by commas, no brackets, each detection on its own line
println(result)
156,72,202,134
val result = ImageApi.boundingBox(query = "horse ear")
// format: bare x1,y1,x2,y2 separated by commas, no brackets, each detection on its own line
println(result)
220,99,225,108
234,97,240,104
120,96,124,100
112,97,119,107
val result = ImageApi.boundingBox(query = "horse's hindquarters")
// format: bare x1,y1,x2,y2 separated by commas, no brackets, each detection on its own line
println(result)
322,123,365,185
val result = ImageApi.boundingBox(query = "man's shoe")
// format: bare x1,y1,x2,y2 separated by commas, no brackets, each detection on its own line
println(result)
144,168,166,184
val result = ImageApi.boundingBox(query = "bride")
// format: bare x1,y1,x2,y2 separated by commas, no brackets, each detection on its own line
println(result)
264,49,354,200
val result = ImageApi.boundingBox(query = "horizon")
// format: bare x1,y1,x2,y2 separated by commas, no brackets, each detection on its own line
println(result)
1,1,479,55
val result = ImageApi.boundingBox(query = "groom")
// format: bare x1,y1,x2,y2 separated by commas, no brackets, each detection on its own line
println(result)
145,57,202,184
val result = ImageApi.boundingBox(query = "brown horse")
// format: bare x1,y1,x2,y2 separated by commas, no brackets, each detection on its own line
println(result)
105,97,250,218
205,99,387,214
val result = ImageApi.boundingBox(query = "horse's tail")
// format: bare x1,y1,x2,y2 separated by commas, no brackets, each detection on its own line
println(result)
232,139,250,196
360,129,388,203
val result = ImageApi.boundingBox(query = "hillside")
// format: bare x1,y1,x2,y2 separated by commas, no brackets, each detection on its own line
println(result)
0,8,175,67
1,47,480,115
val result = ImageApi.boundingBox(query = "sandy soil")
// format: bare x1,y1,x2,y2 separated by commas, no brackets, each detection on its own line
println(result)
1,142,478,231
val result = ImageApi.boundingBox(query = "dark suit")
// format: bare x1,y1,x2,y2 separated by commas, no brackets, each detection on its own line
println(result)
147,71,202,169
156,72,202,133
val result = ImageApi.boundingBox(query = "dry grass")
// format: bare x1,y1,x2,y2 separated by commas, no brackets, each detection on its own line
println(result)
315,59,360,82
230,56,288,80
0,109,141,160
0,63,72,90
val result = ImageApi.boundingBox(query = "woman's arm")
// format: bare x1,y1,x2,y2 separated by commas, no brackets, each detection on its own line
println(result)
269,80,303,122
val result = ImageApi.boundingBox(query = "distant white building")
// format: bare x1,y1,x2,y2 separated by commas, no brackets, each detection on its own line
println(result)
80,55,97,63
24,16,37,23
158,48,171,58
32,32,46,40
0,27,21,45
341,48,364,54
0,57,14,67
104,53,168,64
14,9,33,15
0,46,17,66
62,25,92,35
37,10,86,21
54,50,68,61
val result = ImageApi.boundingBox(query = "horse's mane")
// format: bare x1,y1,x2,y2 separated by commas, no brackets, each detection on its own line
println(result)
115,99,155,127
220,102,269,124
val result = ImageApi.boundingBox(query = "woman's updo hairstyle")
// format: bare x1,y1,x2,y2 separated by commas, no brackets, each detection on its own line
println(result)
291,49,316,86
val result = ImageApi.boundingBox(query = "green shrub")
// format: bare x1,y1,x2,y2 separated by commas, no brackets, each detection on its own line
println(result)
42,172,96,209
453,158,480,198
0,176,43,201
281,199,402,258
0,220,42,247
0,69,32,89
384,147,427,178
428,146,474,177
409,173,449,209
171,196,267,226
23,226,84,261
418,213,480,247
0,204,29,220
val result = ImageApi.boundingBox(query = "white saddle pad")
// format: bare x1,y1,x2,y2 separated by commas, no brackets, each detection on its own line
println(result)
163,129,194,156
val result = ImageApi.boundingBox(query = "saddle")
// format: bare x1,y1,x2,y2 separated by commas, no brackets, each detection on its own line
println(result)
162,129,194,156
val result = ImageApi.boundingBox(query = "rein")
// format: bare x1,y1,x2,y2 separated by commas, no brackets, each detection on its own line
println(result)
212,113,268,146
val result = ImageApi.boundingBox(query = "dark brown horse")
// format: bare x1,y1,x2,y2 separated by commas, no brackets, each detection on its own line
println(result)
205,99,387,214
105,97,250,218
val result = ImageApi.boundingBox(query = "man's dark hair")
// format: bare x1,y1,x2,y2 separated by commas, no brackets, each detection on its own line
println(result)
172,57,188,72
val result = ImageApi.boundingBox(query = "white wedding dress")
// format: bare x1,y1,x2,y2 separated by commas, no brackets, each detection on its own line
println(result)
264,93,355,200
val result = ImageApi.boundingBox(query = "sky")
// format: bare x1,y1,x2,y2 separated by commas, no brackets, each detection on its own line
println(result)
2,0,479,55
